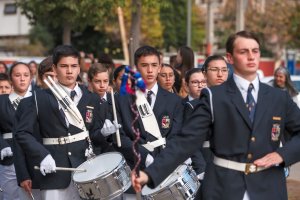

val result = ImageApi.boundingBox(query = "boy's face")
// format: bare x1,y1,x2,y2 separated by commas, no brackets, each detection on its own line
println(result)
53,56,80,89
89,71,109,97
0,80,12,94
226,37,260,79
136,55,161,89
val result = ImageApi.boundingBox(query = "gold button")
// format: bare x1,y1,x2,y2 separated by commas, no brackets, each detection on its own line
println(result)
251,137,256,142
68,152,72,156
247,153,252,160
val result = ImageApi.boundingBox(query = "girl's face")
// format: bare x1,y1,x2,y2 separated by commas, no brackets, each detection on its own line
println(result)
274,71,286,88
11,64,31,96
158,66,175,92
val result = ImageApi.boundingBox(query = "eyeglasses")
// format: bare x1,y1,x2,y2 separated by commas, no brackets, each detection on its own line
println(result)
190,80,207,87
207,68,229,73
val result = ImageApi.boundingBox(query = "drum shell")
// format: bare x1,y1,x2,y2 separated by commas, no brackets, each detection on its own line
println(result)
142,165,200,200
73,152,131,200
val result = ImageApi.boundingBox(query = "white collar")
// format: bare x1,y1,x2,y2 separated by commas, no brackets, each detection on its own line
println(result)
9,92,23,103
146,83,158,96
102,92,107,100
233,74,259,92
58,83,81,97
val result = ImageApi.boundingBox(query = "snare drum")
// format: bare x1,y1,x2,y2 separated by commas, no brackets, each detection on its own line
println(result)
72,152,131,200
142,165,200,200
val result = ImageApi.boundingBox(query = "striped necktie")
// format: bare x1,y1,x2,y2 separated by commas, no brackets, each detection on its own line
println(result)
246,83,256,123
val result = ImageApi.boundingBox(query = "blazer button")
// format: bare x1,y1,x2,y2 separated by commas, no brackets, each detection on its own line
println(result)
251,137,256,142
247,153,252,160
68,152,72,156
68,133,71,136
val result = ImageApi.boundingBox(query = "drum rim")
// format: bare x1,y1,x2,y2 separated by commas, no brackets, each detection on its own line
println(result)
72,151,125,183
142,165,188,196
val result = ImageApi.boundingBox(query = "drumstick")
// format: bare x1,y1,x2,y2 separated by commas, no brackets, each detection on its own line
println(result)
0,187,3,192
110,88,121,147
34,166,86,172
30,192,35,200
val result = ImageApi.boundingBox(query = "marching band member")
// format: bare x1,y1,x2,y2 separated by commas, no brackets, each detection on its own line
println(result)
0,62,32,199
14,45,116,200
115,46,183,199
132,31,300,200
0,73,12,95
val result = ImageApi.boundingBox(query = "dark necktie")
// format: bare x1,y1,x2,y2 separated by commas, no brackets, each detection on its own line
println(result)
70,90,76,101
12,97,21,110
147,90,153,106
246,83,256,123
100,98,106,104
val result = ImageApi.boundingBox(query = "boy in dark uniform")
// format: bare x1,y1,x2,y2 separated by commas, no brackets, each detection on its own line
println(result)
133,31,300,200
14,45,116,200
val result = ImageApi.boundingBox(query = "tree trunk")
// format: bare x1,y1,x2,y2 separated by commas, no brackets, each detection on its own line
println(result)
63,22,72,45
130,0,142,54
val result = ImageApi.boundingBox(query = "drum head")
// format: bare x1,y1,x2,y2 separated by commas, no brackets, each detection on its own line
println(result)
73,152,123,183
142,165,186,195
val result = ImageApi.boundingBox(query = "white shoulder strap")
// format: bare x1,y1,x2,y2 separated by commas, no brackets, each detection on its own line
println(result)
135,90,162,139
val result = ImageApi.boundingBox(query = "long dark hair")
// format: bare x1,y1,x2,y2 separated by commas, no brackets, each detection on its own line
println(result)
274,67,298,97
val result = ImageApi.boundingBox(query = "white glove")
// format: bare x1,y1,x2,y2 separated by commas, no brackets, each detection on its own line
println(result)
145,154,154,167
0,147,13,160
100,119,122,137
197,172,205,181
40,154,56,176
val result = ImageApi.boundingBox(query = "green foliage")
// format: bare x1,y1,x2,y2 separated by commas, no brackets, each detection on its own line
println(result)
17,0,123,31
29,23,54,51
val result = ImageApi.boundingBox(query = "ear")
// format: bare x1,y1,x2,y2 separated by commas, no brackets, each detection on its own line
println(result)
226,53,234,65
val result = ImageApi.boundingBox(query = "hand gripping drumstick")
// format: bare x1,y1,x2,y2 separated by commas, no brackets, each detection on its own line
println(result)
110,88,121,147
34,166,86,172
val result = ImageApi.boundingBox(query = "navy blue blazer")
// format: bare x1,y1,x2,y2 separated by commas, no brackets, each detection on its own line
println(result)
0,95,16,166
145,77,300,200
115,86,183,169
14,85,110,189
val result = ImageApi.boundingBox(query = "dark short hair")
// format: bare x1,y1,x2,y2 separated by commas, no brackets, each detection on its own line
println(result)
202,55,227,72
52,45,80,66
185,68,203,84
113,65,126,80
38,56,53,81
0,61,8,73
88,63,108,81
226,31,260,54
134,46,160,66
0,73,10,82
9,62,30,79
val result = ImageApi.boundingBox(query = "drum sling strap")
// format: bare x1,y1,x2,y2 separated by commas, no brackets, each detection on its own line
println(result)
135,90,166,152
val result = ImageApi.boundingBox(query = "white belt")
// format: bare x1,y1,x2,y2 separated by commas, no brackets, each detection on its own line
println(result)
43,131,89,145
3,132,13,139
213,156,268,174
203,140,210,148
142,137,166,152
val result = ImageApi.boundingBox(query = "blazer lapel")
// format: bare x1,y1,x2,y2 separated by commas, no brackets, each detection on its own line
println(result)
77,85,90,116
252,83,270,129
153,86,165,117
227,78,252,129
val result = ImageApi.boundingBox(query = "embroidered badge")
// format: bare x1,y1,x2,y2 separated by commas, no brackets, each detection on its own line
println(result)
272,116,281,121
161,116,170,129
271,123,280,141
85,109,93,123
